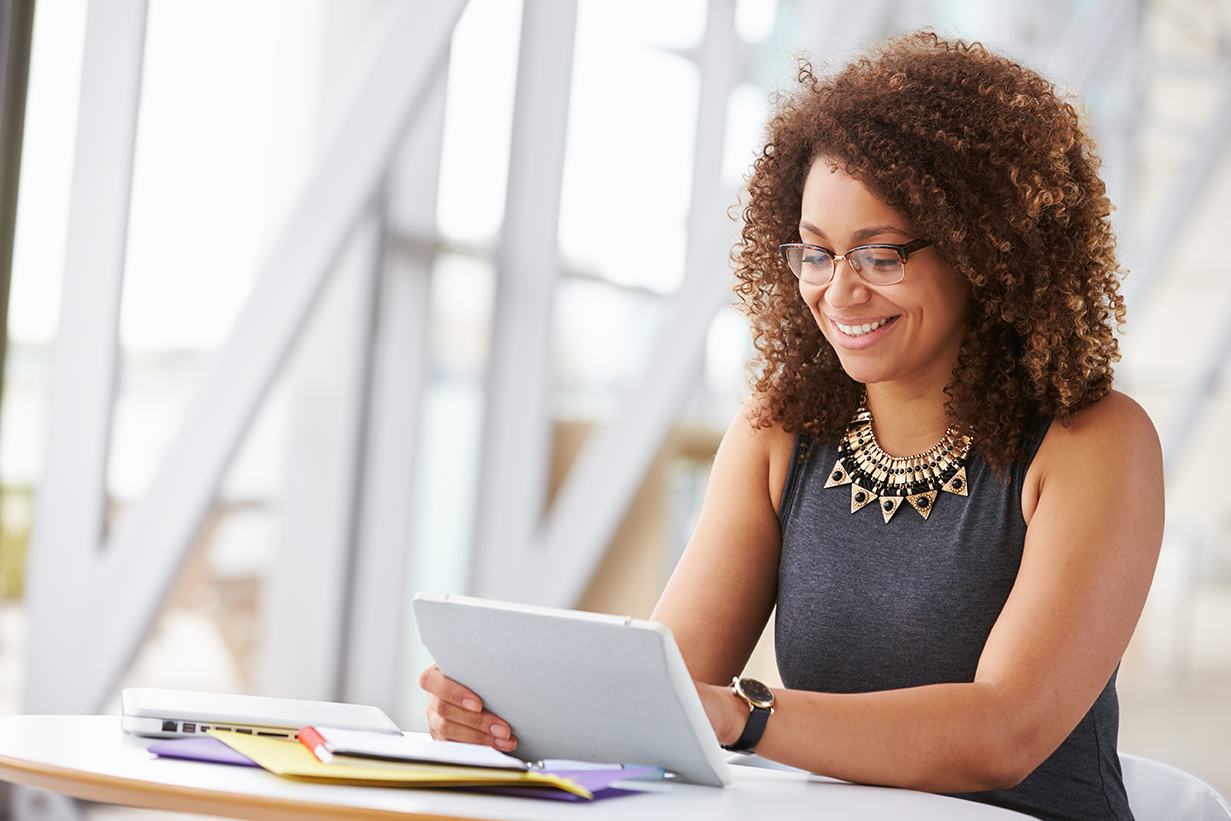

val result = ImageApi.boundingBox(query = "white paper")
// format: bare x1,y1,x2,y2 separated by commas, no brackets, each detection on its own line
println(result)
312,726,527,770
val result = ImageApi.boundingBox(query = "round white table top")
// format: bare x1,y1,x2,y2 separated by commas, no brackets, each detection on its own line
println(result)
0,715,1031,821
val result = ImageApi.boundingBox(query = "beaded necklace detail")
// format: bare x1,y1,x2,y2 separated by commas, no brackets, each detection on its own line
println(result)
823,404,972,523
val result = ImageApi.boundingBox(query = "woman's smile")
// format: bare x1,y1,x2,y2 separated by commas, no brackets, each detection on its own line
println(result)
830,314,899,344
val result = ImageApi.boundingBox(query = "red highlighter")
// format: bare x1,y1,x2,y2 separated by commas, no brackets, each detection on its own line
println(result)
296,726,334,763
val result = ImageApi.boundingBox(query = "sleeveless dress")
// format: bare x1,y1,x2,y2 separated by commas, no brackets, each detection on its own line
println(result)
775,424,1134,821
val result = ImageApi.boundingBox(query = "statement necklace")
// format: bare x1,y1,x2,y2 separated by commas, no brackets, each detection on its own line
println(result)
823,404,972,523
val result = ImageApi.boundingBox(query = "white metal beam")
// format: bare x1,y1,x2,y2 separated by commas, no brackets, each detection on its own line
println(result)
533,241,734,607
1162,311,1231,477
1088,1,1145,243
258,207,384,703
470,0,579,598
795,0,898,56
341,65,447,715
23,0,148,714
1122,67,1231,309
1029,0,1144,267
1043,0,1135,86
17,3,146,817
684,0,739,241
473,0,742,606
530,0,742,608
25,0,468,716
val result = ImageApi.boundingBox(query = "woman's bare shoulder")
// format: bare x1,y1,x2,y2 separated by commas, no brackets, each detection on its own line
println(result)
1024,390,1162,522
731,395,796,446
730,396,798,510
1042,390,1159,454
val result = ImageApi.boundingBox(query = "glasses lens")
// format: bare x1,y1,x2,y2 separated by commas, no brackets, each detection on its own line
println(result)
786,245,835,284
850,246,905,285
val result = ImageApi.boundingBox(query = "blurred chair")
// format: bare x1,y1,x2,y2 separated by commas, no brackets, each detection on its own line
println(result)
1121,752,1231,821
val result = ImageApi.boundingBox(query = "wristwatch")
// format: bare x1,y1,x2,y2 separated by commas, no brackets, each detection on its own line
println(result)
721,677,775,753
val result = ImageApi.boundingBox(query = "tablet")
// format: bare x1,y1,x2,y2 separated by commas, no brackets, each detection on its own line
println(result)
412,592,732,787
121,688,402,739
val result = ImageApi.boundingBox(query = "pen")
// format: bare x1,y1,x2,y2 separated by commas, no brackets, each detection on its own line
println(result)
296,726,333,763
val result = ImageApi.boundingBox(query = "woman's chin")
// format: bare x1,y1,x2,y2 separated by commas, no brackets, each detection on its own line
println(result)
834,357,889,387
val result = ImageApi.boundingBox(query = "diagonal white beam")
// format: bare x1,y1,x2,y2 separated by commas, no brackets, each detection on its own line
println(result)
530,0,742,608
26,0,468,716
1086,1,1145,245
24,0,148,715
1161,310,1231,478
796,0,898,57
1122,67,1231,309
684,0,738,241
1043,0,1134,87
532,240,733,608
468,221,733,608
477,0,741,607
258,206,385,705
341,64,448,715
470,0,579,599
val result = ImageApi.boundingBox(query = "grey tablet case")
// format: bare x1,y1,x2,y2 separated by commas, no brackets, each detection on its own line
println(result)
412,592,732,787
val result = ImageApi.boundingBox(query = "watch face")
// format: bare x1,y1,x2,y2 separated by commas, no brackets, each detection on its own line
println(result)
738,678,775,709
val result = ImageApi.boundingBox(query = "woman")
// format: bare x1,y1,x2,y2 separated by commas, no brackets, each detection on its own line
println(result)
421,32,1163,821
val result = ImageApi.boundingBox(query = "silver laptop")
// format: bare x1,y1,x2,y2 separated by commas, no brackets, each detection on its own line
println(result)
121,687,402,739
412,592,732,787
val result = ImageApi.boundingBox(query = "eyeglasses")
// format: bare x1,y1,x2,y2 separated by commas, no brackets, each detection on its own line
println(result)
779,238,934,286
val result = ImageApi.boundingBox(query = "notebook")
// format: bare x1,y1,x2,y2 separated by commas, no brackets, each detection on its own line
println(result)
411,592,732,787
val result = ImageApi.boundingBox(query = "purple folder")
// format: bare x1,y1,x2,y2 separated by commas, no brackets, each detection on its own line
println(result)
149,736,260,767
149,736,653,801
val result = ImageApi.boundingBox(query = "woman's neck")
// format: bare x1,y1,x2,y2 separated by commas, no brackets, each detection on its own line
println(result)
863,382,954,457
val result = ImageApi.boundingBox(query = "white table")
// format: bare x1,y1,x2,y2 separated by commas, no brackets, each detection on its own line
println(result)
0,716,1031,820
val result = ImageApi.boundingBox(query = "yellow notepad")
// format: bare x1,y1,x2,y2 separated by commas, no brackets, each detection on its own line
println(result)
207,731,591,799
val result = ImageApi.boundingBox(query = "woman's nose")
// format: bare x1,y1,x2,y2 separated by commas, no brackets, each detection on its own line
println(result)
823,258,871,309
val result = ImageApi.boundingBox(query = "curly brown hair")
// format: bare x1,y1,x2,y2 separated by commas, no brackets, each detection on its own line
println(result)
734,30,1124,470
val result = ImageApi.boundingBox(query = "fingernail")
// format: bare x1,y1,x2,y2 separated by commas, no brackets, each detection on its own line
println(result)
462,698,480,712
495,737,516,751
491,723,509,739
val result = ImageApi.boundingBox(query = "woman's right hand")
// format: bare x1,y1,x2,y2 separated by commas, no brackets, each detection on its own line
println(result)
418,663,517,751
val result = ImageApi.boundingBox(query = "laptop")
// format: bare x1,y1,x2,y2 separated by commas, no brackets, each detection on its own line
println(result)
121,688,402,739
412,592,733,787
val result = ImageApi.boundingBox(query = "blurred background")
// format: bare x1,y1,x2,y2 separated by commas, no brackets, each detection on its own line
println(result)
0,0,1229,817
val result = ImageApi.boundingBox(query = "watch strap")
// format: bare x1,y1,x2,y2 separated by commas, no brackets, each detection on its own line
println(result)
723,704,771,753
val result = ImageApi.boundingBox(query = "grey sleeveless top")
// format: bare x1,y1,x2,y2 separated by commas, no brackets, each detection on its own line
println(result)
776,425,1133,821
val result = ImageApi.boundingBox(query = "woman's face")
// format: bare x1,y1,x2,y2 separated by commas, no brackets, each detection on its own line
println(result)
796,160,970,395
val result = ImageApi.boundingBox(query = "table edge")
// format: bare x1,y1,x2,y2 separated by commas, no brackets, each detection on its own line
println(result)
0,753,463,821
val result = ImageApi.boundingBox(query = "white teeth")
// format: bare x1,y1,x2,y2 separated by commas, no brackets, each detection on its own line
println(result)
837,318,890,337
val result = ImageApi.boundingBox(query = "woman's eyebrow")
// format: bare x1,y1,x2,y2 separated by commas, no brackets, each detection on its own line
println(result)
798,220,826,239
850,224,909,242
799,221,909,243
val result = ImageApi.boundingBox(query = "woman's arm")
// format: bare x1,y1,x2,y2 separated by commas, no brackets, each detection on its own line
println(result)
682,391,1163,793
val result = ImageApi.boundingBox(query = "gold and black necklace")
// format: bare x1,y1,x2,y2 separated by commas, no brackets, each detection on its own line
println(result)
823,403,972,523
